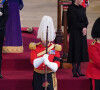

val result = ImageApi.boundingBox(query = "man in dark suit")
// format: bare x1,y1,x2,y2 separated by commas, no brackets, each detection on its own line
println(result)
0,0,9,78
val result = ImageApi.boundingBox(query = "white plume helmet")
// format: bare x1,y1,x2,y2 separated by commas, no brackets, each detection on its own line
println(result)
37,16,56,42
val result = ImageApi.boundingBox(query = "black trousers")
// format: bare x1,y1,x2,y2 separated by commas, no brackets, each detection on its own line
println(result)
0,26,5,73
90,79,100,90
32,71,54,90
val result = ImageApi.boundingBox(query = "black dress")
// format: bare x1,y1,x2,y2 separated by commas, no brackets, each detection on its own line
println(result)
67,4,89,63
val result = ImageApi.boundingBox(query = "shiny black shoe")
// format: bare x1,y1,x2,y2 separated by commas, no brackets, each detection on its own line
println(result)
73,74,79,77
78,73,85,76
0,74,3,79
77,71,85,76
72,69,79,77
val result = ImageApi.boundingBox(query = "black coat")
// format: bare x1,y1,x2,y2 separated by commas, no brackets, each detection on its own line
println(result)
0,1,8,62
0,1,9,27
67,4,89,63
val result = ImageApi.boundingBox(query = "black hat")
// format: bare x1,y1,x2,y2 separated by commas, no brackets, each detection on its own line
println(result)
91,17,100,38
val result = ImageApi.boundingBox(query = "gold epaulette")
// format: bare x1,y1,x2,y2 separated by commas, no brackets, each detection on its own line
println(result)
91,40,96,45
55,44,62,51
29,42,41,50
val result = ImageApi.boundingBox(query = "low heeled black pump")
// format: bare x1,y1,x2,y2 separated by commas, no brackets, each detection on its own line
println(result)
77,70,85,76
72,69,79,77
73,74,79,77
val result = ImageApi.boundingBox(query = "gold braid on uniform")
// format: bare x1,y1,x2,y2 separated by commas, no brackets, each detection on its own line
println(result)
52,72,57,89
91,40,97,45
55,44,62,51
37,43,55,57
29,42,41,50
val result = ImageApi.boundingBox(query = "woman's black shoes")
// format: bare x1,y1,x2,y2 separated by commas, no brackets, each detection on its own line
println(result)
77,70,85,76
72,69,85,77
77,72,85,76
72,69,79,77
73,74,79,77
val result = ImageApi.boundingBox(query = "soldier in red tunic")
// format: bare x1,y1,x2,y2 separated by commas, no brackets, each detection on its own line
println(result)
86,17,100,90
29,16,62,90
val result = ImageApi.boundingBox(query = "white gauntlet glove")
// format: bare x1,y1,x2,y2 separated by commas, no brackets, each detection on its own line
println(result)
0,11,3,16
43,54,58,72
43,54,49,65
33,57,44,68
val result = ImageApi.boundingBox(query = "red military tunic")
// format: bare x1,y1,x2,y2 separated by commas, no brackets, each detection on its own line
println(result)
87,40,100,79
31,42,61,71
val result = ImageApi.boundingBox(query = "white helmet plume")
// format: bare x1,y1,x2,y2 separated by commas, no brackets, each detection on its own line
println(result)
37,16,56,42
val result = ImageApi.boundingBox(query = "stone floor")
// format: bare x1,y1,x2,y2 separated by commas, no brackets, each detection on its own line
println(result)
20,0,100,39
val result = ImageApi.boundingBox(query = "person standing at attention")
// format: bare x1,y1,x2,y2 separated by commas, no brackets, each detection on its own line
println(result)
29,16,62,90
0,0,9,78
67,0,89,77
3,0,24,53
87,17,100,90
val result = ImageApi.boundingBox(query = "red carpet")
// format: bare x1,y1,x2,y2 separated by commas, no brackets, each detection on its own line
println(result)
1,27,93,90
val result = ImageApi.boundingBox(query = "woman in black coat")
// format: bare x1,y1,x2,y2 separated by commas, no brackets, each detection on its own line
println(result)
67,0,89,77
